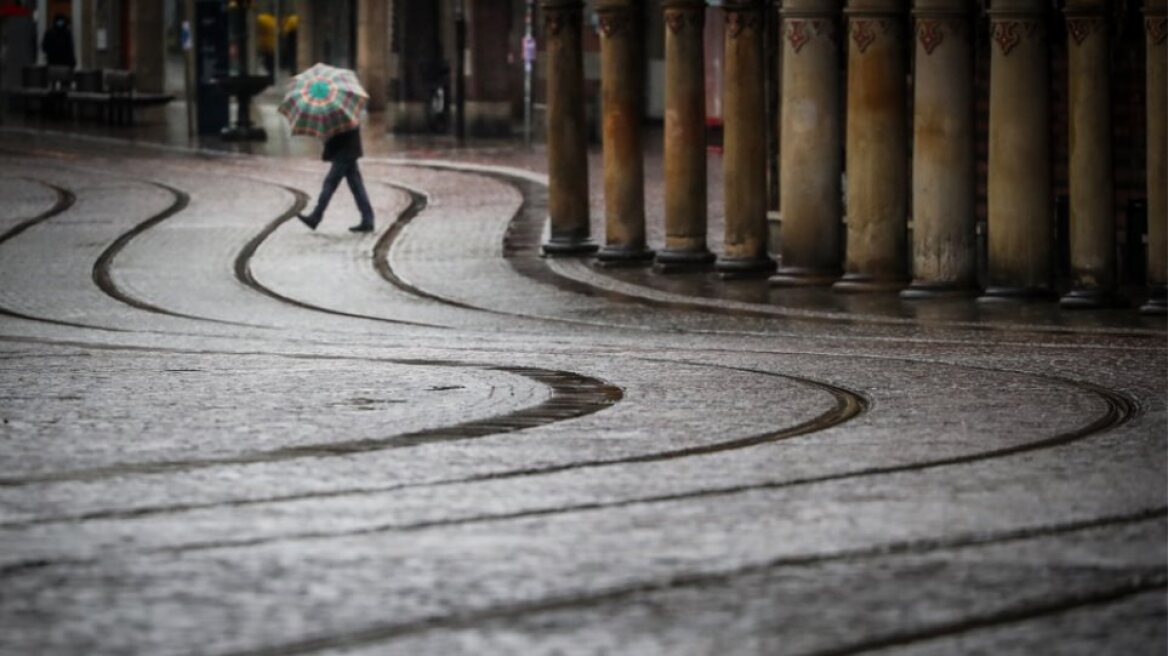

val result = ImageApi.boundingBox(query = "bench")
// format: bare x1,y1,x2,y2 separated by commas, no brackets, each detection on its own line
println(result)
66,69,108,121
9,66,54,115
10,66,174,125
98,70,175,126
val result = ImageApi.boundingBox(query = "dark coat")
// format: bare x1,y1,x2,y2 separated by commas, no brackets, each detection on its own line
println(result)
41,24,76,68
322,128,363,162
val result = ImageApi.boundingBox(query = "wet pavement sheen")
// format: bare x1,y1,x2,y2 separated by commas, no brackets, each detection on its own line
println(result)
0,112,1164,655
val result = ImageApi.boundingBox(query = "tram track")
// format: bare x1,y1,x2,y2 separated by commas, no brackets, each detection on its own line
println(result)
0,345,863,528
75,362,1132,557
0,351,622,488
0,177,123,332
0,346,1139,594
211,507,1167,656
0,345,1133,534
233,181,445,329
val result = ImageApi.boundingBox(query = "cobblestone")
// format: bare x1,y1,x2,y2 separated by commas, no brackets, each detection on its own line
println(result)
0,125,1164,655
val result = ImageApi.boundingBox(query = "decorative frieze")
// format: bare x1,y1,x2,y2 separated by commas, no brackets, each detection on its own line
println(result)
850,19,892,54
1066,18,1102,46
785,19,837,53
665,10,702,34
915,18,965,55
991,20,1041,57
726,11,761,38
1149,17,1168,45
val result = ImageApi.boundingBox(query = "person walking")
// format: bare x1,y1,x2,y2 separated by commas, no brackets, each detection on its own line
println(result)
298,126,375,232
40,14,75,68
278,63,374,234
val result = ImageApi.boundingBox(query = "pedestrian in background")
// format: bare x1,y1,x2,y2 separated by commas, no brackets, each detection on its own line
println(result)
298,126,375,233
40,14,75,68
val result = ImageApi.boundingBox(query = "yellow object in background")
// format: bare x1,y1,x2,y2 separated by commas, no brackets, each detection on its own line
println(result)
257,12,276,54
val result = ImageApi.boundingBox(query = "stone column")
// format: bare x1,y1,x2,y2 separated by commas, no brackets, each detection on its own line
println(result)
129,0,165,93
596,0,654,266
770,0,843,287
717,0,777,277
833,0,909,292
1143,0,1167,315
1058,0,1115,308
901,0,976,299
295,0,314,73
541,0,597,256
657,0,715,271
981,0,1052,301
357,0,390,111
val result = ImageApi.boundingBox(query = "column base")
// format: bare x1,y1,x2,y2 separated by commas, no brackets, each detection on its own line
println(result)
715,255,777,280
832,273,909,294
768,266,841,287
977,286,1057,303
1140,286,1168,316
900,281,979,300
542,236,599,257
653,248,716,274
1059,288,1125,310
595,245,656,268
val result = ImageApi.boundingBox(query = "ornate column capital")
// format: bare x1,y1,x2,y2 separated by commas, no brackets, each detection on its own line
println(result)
595,0,638,38
986,0,1047,56
845,0,905,55
663,0,706,34
1063,1,1107,46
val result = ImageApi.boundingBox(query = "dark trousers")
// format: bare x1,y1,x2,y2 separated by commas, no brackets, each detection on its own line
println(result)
310,158,374,226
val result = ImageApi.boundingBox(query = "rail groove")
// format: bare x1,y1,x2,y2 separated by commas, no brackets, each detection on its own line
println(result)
213,507,1167,656
0,354,1133,532
0,177,121,332
0,359,621,488
234,182,442,329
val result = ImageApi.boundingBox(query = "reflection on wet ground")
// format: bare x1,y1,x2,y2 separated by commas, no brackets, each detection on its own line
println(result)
603,266,1165,332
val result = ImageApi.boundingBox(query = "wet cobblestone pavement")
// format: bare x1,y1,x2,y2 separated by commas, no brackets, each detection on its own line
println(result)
0,120,1165,655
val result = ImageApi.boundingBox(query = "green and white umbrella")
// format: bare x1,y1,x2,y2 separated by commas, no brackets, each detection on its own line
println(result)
278,63,369,139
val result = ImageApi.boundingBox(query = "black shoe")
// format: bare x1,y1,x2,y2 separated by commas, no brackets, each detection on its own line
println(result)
349,223,374,233
298,213,320,230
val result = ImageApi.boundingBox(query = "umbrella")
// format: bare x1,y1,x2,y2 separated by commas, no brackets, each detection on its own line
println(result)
278,63,369,140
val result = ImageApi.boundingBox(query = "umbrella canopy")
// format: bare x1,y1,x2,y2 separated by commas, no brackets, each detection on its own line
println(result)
278,63,369,140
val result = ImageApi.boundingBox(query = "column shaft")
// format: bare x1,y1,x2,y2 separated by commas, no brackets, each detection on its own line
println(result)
295,0,313,72
597,0,653,266
1059,0,1116,307
1143,0,1167,314
718,0,776,277
657,0,714,270
541,0,597,256
982,0,1053,300
129,0,165,93
356,0,389,111
902,0,976,298
770,0,844,286
835,0,909,292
